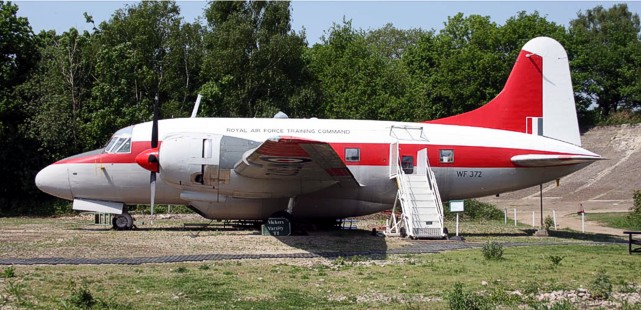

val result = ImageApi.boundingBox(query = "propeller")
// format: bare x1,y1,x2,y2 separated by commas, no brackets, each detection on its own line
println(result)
149,95,159,216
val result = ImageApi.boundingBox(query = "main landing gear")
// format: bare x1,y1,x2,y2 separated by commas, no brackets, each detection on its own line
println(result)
112,213,134,230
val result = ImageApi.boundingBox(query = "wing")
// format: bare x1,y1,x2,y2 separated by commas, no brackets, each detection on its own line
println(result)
234,136,360,188
511,154,604,167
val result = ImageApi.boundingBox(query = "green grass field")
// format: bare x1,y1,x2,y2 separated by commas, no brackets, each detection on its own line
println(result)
1,217,640,309
588,212,641,231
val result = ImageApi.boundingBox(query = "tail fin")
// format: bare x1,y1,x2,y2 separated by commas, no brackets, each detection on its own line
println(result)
428,37,581,146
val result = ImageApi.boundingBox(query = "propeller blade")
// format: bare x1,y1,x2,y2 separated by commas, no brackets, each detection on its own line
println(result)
150,172,156,216
151,95,159,148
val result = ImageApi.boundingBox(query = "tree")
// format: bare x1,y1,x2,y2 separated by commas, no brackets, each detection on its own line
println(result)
22,29,94,159
0,1,41,214
569,4,641,119
418,14,503,118
200,0,316,118
366,23,425,60
306,21,421,121
86,1,199,147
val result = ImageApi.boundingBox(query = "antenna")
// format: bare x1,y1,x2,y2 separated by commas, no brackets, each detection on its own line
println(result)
191,94,203,118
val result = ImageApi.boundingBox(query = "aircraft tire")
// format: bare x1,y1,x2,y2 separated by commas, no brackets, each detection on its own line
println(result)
400,227,407,238
112,213,133,230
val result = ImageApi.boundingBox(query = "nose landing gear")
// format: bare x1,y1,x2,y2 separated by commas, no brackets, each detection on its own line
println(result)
112,213,134,230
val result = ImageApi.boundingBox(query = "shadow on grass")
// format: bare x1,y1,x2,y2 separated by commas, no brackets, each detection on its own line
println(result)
459,229,536,238
548,229,626,243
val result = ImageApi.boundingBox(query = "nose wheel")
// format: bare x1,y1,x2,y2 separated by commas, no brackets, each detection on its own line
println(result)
112,213,134,230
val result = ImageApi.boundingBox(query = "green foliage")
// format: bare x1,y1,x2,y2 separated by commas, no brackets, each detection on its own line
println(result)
544,215,555,230
569,4,641,119
590,269,612,300
632,190,641,215
307,20,421,121
628,190,641,229
66,282,96,309
481,241,504,260
4,280,27,306
598,111,641,126
174,266,188,273
2,266,15,278
201,1,315,118
447,282,491,310
547,255,564,267
0,1,43,216
445,199,504,221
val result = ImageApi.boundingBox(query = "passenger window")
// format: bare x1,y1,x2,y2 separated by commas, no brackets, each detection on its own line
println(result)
345,148,360,162
401,155,414,174
440,149,454,163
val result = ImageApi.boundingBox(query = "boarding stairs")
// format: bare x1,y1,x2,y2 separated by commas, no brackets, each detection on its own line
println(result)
386,126,446,239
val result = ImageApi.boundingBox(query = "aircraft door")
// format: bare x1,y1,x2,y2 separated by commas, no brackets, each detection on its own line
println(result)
401,155,414,174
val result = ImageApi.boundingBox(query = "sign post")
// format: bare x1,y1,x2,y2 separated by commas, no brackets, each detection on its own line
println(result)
262,217,291,236
450,200,464,241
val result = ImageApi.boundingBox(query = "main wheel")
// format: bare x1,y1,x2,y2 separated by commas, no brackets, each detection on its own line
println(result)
270,210,294,222
400,227,407,238
112,213,133,230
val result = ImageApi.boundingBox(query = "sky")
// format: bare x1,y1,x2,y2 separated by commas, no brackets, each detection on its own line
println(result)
13,1,641,45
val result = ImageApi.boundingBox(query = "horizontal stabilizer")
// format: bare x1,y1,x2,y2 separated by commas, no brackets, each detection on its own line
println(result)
511,154,604,167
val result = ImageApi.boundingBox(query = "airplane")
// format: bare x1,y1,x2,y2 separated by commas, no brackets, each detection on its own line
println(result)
35,37,602,231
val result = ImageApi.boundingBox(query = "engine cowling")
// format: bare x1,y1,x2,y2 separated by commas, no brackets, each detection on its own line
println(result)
158,133,261,191
159,133,223,187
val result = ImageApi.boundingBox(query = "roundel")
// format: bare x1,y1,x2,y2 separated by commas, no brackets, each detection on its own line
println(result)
260,156,312,164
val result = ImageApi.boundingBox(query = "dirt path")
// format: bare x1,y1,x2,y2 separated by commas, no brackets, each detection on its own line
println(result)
481,197,632,236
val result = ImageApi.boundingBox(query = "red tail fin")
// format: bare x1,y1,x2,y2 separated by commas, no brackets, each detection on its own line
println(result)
427,37,581,146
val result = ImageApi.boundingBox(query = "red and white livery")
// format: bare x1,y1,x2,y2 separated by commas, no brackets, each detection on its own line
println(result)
36,37,602,229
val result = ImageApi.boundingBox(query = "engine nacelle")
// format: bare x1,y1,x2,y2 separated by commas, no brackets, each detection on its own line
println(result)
159,133,260,189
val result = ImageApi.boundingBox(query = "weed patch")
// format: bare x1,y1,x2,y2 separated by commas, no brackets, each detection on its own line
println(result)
590,269,613,300
447,282,491,310
1,266,15,278
547,255,564,267
481,241,504,260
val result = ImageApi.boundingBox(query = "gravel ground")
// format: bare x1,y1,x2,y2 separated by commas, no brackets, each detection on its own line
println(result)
0,214,413,260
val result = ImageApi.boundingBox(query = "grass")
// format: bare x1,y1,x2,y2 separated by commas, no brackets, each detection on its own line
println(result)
588,212,641,231
1,244,639,309
1,215,640,309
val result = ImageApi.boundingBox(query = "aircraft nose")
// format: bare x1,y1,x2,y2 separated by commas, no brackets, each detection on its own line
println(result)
35,164,73,200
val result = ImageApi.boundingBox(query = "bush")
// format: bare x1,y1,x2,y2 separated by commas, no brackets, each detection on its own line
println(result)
2,266,15,278
544,215,555,230
447,282,491,310
598,110,641,126
444,199,504,221
627,190,641,229
547,255,564,267
590,269,612,300
481,241,504,260
67,282,96,309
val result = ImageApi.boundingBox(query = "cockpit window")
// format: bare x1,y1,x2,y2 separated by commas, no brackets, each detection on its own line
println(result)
104,126,133,154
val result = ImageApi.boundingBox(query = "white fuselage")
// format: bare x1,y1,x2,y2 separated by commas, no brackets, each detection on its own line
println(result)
36,117,599,219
